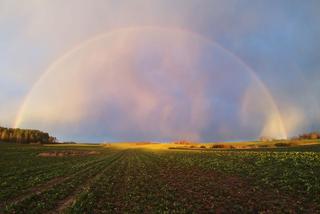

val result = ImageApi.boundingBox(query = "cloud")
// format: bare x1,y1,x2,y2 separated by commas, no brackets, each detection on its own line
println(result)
16,27,287,142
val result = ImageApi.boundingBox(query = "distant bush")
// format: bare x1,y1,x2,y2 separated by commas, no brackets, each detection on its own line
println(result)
258,144,270,148
200,145,206,149
274,142,292,147
62,141,77,144
212,144,226,149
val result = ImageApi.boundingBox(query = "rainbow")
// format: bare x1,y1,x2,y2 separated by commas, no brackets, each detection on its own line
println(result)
14,26,287,139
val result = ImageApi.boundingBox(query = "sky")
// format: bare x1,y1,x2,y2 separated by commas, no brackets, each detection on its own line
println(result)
0,0,319,143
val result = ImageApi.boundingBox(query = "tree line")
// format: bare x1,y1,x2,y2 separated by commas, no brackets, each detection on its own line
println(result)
0,126,57,144
297,132,320,140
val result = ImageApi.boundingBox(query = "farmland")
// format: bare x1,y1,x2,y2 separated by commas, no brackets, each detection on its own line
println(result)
1,142,320,213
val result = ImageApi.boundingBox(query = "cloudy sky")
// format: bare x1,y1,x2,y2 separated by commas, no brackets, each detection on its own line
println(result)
1,0,319,142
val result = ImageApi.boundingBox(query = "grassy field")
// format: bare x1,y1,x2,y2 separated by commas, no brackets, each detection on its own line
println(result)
1,142,320,213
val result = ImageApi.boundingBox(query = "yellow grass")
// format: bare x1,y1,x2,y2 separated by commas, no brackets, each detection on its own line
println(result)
42,139,319,151
104,139,320,150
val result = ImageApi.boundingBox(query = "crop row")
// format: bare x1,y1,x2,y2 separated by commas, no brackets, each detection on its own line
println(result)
154,150,320,207
3,149,124,213
66,150,181,213
0,150,115,203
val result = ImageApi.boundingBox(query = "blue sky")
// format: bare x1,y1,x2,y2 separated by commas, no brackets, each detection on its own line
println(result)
1,0,319,142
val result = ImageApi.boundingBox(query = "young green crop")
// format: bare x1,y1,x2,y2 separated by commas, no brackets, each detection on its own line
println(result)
1,143,319,213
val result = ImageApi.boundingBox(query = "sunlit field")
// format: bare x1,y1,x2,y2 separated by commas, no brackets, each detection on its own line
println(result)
1,142,320,213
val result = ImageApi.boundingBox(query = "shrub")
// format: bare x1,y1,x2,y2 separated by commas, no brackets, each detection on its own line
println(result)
274,142,292,147
258,144,269,148
200,145,206,149
212,144,226,149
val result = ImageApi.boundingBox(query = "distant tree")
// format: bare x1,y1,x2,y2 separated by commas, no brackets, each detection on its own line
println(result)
48,136,57,144
16,132,22,143
298,131,320,140
1,130,9,141
310,132,319,140
9,132,15,142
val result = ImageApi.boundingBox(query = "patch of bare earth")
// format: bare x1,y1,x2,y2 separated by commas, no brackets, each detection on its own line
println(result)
38,151,100,157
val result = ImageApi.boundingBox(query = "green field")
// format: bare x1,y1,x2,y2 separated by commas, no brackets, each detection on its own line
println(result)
1,142,320,213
